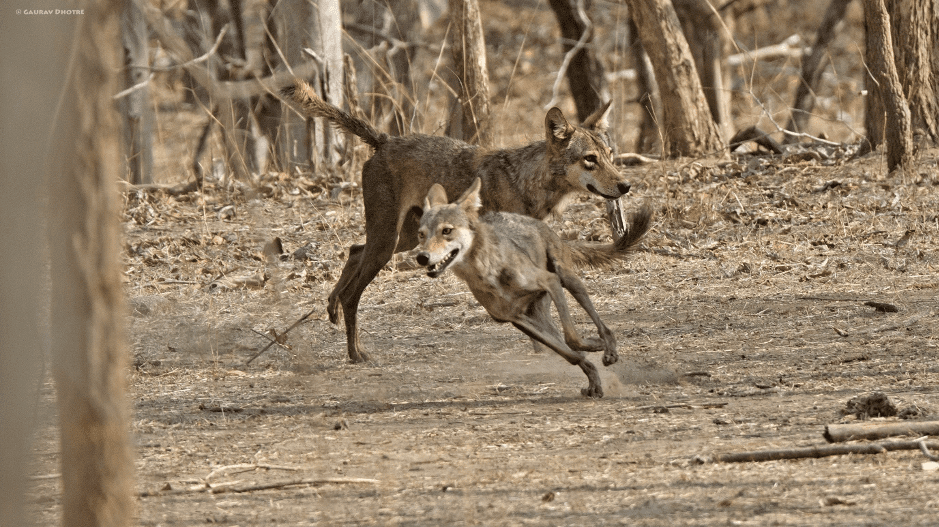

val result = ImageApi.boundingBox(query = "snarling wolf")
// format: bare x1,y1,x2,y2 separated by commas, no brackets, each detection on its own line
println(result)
284,80,632,363
416,178,652,398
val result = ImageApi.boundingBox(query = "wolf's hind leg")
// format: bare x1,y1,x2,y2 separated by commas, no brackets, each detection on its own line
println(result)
555,265,618,366
328,244,364,324
542,275,608,356
527,295,554,354
510,317,603,398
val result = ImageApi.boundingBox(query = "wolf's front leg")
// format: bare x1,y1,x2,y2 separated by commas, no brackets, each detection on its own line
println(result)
510,317,603,398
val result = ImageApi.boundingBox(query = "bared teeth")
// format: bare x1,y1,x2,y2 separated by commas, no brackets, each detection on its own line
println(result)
425,249,459,275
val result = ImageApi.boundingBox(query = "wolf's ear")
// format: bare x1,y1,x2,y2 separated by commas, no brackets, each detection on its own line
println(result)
424,184,449,211
581,100,612,131
455,178,482,215
546,107,574,143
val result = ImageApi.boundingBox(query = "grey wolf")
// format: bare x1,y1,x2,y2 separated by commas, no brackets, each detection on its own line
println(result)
416,178,652,398
284,80,632,363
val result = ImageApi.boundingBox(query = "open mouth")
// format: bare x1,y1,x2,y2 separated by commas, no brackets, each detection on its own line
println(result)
586,184,622,200
426,248,459,278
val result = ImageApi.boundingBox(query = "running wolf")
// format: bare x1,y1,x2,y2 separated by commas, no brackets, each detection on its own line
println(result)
284,80,632,363
416,178,652,398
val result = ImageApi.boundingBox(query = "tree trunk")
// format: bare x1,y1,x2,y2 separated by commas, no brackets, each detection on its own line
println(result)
863,0,914,173
271,0,313,173
0,5,71,525
448,0,494,148
47,1,136,525
120,0,153,183
347,0,421,135
886,0,938,146
785,0,853,141
673,0,733,142
628,15,661,154
625,0,725,157
548,0,610,123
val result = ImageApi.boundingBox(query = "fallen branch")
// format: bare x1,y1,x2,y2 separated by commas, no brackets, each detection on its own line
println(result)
246,308,316,365
612,152,658,166
139,477,378,497
204,463,302,483
824,421,939,443
727,34,806,66
119,179,200,196
711,440,939,463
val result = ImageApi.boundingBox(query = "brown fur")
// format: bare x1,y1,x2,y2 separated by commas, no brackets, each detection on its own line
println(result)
284,80,632,363
416,178,652,398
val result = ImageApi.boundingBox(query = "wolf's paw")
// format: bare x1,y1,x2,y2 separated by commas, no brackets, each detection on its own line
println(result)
581,385,604,398
602,348,619,367
327,297,340,325
348,348,371,364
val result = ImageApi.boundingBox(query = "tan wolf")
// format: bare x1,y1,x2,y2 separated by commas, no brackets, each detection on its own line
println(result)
415,178,652,398
284,80,632,363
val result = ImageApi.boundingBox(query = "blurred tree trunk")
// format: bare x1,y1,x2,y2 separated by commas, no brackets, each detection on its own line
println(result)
346,0,421,135
785,0,852,141
448,0,493,148
624,0,725,157
673,0,733,142
0,3,71,525
628,15,661,154
886,0,938,146
267,0,345,173
547,0,610,123
48,0,136,525
863,0,913,172
120,0,153,183
271,0,314,173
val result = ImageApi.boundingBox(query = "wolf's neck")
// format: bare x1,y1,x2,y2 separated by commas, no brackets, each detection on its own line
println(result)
453,218,496,283
478,140,574,220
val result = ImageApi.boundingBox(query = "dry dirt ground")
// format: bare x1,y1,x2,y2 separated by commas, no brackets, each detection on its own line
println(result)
27,148,939,526
26,1,939,525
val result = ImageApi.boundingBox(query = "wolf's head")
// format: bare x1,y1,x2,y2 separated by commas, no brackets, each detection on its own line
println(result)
545,104,630,200
415,179,482,278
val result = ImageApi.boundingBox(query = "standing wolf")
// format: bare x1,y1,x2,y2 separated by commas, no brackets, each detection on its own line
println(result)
285,80,632,363
416,178,652,397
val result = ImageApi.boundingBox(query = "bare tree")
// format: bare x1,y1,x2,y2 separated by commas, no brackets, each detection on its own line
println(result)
672,0,733,141
48,0,136,525
885,0,938,146
448,0,493,147
271,0,344,171
0,7,64,527
344,0,422,135
547,0,610,123
627,15,661,153
785,0,853,141
863,0,913,173
624,0,725,157
120,0,153,183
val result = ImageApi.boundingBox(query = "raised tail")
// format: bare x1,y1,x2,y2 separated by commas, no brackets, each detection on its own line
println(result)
282,80,388,149
567,205,653,269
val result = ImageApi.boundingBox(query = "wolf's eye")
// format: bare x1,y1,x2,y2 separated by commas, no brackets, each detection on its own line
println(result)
441,227,452,236
584,154,598,167
418,231,425,240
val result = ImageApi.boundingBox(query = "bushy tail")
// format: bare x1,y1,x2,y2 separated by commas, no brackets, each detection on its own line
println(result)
281,80,387,149
567,205,653,269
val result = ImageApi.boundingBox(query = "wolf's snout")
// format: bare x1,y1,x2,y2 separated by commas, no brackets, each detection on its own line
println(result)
617,182,631,195
416,252,430,266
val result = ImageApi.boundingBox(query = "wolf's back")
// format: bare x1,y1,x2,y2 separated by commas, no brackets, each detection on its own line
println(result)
283,80,388,149
566,205,653,269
